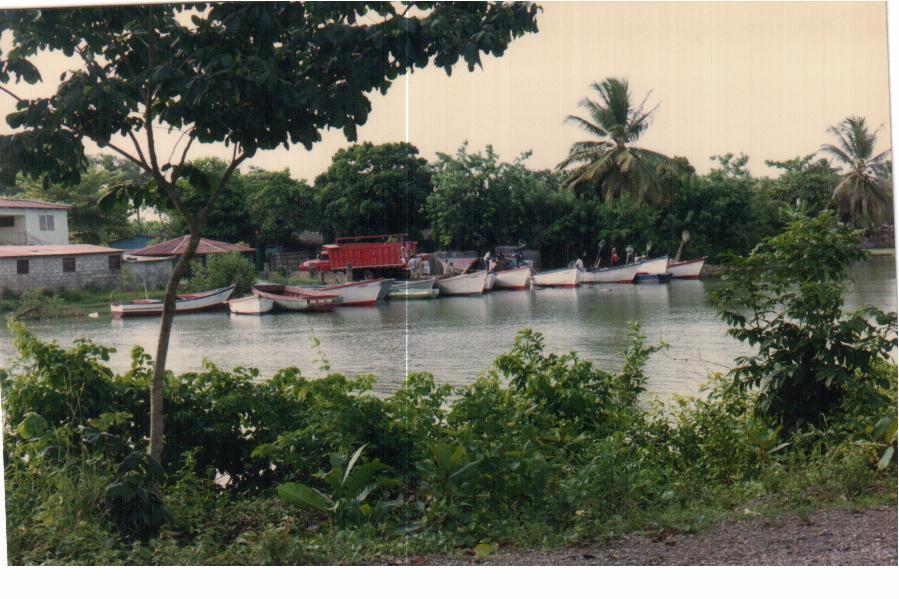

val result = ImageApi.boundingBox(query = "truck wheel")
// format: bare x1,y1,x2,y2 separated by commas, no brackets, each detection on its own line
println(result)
363,269,375,280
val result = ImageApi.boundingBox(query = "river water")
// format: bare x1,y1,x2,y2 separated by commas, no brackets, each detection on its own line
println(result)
1,257,895,399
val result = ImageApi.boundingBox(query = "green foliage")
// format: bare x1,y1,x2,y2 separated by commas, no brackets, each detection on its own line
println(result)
244,168,316,247
711,210,898,430
190,252,257,295
314,142,433,240
104,452,171,541
277,445,389,526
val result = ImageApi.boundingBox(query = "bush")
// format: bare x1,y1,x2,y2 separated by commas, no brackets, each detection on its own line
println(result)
190,252,256,295
711,209,897,430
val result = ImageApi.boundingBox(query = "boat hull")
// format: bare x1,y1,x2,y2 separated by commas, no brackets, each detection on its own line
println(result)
391,277,437,291
388,288,440,300
252,285,339,312
227,295,273,315
305,278,388,307
436,270,488,295
493,266,532,290
666,257,706,279
532,267,581,288
111,285,235,318
582,262,639,284
634,256,670,276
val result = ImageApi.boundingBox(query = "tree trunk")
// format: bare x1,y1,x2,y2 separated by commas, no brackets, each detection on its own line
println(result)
148,230,202,461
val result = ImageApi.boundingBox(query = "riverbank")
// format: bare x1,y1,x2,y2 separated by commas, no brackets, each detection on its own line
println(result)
410,504,897,566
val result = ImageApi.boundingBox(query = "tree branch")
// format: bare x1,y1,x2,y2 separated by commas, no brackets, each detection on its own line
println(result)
0,85,23,102
127,130,151,170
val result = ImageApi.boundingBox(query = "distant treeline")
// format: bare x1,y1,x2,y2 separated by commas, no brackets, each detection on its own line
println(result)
4,142,860,268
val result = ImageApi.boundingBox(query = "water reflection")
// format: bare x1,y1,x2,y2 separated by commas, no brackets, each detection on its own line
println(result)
2,257,895,397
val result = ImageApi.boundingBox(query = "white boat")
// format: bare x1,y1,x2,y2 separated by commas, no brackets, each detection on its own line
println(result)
666,257,706,279
226,294,274,315
252,285,340,312
391,277,437,291
436,270,488,296
111,285,235,318
493,266,532,290
388,288,440,300
581,262,640,284
302,278,388,307
485,272,496,291
532,267,581,288
634,256,669,276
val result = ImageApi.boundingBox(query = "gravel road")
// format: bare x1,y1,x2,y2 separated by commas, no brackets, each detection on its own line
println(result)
386,506,897,566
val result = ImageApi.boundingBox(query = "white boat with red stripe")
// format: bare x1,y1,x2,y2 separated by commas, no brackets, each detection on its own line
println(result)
493,265,532,290
111,285,235,318
532,267,581,288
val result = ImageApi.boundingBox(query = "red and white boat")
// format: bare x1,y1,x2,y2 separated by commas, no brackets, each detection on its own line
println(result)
666,257,706,279
581,262,640,284
252,285,340,312
301,278,391,307
532,267,581,288
111,285,235,318
493,265,532,290
634,256,669,276
436,270,488,296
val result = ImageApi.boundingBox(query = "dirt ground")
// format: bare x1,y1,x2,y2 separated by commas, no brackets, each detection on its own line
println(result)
386,506,897,566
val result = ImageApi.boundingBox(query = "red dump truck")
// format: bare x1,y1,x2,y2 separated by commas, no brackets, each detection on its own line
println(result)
298,234,417,281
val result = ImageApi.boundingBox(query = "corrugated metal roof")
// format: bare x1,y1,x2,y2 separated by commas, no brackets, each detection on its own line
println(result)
129,235,255,256
0,244,124,258
0,197,72,210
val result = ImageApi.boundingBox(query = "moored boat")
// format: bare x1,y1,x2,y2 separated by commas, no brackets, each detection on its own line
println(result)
493,265,532,290
252,284,340,312
226,294,273,315
634,255,669,276
436,270,488,296
532,267,581,288
388,288,440,300
390,277,437,292
111,285,235,318
581,262,639,284
299,278,389,307
666,257,706,279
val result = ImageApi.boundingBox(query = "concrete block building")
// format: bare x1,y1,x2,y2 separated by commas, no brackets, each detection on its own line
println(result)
0,244,125,293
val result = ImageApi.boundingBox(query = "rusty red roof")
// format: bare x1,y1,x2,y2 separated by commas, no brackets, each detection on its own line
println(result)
128,235,255,257
0,244,124,258
0,197,72,210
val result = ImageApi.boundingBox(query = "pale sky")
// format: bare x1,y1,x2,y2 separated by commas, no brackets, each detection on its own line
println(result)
0,1,892,181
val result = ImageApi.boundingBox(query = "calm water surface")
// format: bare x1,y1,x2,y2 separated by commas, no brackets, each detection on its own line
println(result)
1,257,895,399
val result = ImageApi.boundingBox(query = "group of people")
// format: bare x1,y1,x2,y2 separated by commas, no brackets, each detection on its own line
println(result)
406,254,431,279
574,242,639,271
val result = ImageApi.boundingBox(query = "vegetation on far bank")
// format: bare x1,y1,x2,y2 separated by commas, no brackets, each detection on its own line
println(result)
2,211,895,565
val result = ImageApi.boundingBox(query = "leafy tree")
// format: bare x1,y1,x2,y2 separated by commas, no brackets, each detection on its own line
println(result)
244,168,315,248
0,2,540,461
821,116,893,227
557,78,672,204
711,209,897,430
190,252,256,296
761,154,840,217
314,142,432,240
17,155,144,243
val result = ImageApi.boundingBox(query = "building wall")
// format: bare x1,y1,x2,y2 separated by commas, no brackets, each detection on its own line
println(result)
122,258,173,290
0,253,121,293
0,208,69,244
0,213,27,244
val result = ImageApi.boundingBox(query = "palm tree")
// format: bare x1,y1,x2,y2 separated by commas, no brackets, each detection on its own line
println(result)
820,116,893,226
557,78,672,203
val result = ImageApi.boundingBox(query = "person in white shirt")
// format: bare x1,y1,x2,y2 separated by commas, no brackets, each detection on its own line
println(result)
575,256,584,271
422,258,431,276
408,255,419,279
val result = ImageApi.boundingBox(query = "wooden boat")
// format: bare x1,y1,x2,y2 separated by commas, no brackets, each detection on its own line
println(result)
299,278,388,307
634,256,670,276
532,267,581,288
581,262,640,284
111,285,235,318
635,273,673,284
252,284,340,312
666,257,706,279
226,294,273,315
493,265,532,290
388,288,440,300
391,277,437,292
436,270,488,296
